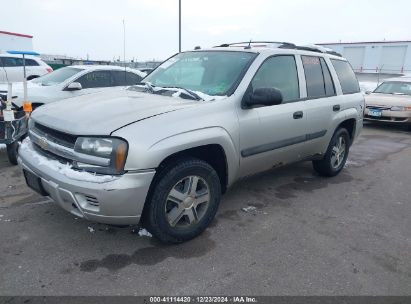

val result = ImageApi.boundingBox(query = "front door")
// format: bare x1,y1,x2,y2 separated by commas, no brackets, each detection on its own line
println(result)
237,55,307,177
63,70,115,98
2,57,24,82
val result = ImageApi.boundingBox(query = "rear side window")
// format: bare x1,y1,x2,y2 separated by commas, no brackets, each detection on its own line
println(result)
320,58,335,96
112,71,143,86
251,55,300,102
302,56,335,98
25,59,40,66
331,59,360,94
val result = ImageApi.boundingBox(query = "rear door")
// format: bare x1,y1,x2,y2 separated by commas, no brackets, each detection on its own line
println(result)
300,55,338,156
25,58,43,78
237,55,307,177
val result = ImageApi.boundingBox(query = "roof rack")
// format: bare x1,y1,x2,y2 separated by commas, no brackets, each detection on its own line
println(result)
215,41,296,49
214,41,342,57
279,44,343,57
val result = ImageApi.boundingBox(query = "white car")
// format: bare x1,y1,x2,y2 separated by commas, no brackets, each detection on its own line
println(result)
0,54,53,82
3,65,146,108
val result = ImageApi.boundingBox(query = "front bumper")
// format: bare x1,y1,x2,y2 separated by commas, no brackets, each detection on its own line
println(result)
18,141,155,225
364,109,411,124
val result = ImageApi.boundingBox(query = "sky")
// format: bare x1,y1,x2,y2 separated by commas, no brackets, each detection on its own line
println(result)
1,0,410,61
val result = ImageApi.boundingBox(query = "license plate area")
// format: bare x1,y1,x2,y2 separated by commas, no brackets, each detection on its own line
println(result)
368,109,382,117
23,170,48,196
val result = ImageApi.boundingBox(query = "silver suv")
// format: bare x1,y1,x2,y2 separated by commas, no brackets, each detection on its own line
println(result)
18,42,364,243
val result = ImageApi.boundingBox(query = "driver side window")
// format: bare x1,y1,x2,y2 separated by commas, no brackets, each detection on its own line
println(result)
76,71,114,89
251,55,300,103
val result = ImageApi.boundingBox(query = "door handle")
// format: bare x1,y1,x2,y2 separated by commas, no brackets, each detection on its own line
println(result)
293,111,304,119
333,105,341,112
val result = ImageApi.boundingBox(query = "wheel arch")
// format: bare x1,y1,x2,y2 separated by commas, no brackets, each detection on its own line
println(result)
144,127,239,193
155,144,229,193
337,117,356,144
27,75,39,80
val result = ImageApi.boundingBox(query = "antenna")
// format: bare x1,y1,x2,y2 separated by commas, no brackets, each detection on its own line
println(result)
123,19,127,83
179,0,182,52
245,39,252,49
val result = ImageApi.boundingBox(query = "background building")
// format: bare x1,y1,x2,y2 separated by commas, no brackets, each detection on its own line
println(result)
318,41,411,75
318,40,411,85
0,30,33,52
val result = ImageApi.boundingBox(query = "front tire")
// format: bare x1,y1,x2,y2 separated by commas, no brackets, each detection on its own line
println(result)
6,141,19,165
142,157,221,243
312,128,350,177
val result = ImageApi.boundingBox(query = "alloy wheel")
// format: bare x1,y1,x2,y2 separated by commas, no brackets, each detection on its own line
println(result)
165,176,210,228
330,136,346,169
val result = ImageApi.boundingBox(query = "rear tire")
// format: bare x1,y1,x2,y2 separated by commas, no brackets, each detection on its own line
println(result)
312,128,350,177
6,141,19,165
142,157,221,243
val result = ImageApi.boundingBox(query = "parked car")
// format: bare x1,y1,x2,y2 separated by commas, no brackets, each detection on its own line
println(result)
0,54,53,82
364,76,411,129
18,42,364,243
0,65,146,165
5,65,146,109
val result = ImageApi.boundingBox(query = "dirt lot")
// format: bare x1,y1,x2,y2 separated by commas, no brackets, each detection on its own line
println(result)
0,123,410,296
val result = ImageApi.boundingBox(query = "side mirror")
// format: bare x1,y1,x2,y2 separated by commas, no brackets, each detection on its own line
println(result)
243,88,283,108
65,82,82,91
365,91,372,95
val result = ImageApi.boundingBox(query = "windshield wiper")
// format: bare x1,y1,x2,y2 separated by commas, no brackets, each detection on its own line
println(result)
135,82,155,93
134,82,203,101
164,86,203,101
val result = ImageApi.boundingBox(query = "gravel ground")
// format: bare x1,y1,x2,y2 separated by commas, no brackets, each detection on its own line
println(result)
0,123,410,296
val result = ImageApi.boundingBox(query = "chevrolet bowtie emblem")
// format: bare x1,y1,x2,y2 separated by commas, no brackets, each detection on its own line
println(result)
38,137,48,150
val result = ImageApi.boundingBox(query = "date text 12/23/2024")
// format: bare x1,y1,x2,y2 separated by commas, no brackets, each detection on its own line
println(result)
149,296,257,303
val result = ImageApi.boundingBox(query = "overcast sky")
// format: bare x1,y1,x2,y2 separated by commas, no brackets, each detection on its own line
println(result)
2,0,410,61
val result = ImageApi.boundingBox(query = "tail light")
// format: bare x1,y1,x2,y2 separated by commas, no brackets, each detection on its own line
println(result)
46,67,53,73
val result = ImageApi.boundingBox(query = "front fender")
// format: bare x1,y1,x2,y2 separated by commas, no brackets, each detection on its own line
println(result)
137,127,239,186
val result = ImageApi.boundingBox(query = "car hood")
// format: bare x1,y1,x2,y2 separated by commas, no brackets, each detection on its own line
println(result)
0,82,56,106
365,93,411,107
31,89,199,135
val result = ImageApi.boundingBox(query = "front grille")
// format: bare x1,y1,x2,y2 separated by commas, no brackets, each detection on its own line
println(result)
29,122,109,168
32,141,72,165
365,115,408,122
366,105,391,111
33,123,77,148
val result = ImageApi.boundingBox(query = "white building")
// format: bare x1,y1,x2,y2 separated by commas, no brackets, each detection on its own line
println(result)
0,30,33,53
318,41,411,75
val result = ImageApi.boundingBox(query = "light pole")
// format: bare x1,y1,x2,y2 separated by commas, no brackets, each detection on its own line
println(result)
179,0,181,53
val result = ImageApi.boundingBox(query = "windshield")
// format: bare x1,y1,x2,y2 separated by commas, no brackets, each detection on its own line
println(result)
374,81,411,96
32,67,83,86
142,51,257,96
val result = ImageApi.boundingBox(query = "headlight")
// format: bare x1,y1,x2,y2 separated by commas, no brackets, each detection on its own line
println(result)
73,137,128,175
